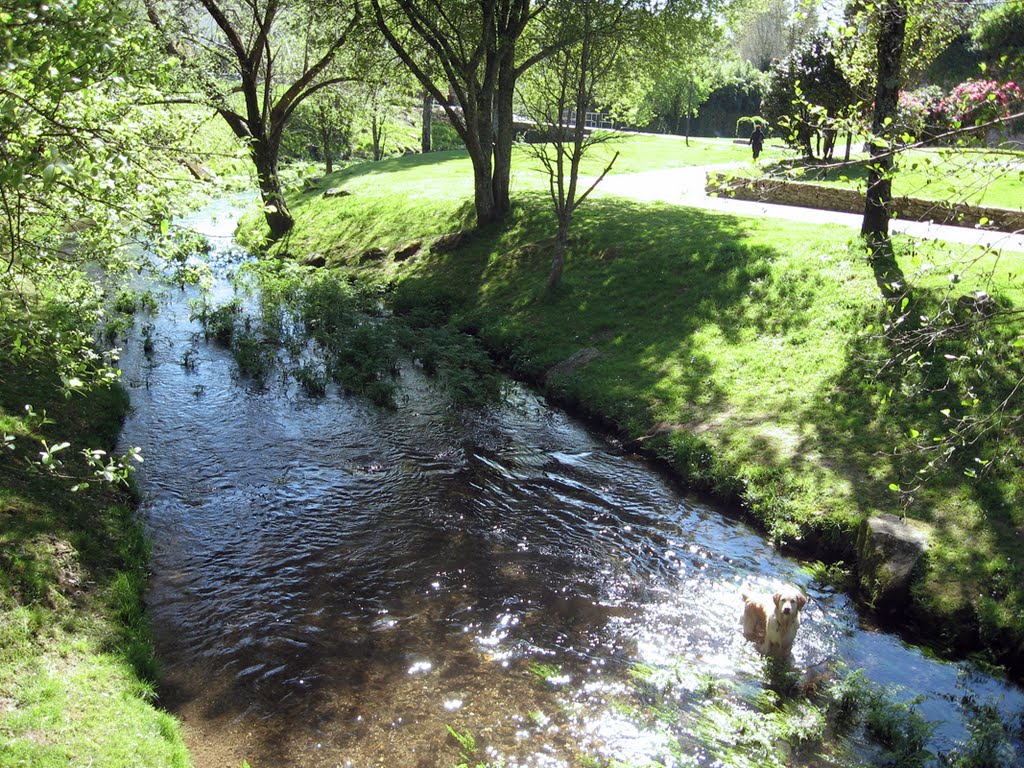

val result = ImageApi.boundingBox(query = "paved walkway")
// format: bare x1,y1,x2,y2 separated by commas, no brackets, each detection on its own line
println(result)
592,165,1024,253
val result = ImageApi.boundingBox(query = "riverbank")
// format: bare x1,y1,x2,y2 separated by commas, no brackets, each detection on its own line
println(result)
238,144,1024,679
0,306,190,765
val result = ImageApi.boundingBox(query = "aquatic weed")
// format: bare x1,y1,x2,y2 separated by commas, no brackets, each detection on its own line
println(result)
942,700,1017,768
293,363,328,398
190,297,241,345
864,695,935,767
445,725,498,768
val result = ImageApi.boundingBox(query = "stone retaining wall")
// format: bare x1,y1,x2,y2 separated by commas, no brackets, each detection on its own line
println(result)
706,172,1024,234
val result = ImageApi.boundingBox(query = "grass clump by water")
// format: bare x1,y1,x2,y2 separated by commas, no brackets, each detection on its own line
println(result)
187,259,508,409
237,135,1024,676
610,660,1020,768
0,301,190,765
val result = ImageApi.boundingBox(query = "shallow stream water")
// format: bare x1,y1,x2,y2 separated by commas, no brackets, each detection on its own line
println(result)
118,197,1024,767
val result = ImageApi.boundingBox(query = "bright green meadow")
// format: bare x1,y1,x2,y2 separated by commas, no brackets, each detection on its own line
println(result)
244,134,1024,674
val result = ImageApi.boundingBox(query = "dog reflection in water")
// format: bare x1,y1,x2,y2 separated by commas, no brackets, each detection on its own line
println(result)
741,586,808,658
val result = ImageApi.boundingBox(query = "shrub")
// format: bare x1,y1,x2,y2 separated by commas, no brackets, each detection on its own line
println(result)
942,79,1023,142
736,115,768,138
896,86,948,142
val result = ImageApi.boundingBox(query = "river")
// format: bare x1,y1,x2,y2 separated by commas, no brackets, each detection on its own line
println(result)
117,196,1024,767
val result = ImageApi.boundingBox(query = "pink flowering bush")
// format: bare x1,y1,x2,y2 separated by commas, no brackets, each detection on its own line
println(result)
896,86,946,141
942,79,1023,127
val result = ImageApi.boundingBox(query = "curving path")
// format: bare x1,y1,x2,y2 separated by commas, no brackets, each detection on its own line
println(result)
593,164,1024,253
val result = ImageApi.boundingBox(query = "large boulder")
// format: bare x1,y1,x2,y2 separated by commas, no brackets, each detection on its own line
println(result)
323,187,351,198
856,514,932,614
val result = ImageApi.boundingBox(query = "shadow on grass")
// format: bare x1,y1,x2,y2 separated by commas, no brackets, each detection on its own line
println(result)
803,280,1024,665
393,193,824,443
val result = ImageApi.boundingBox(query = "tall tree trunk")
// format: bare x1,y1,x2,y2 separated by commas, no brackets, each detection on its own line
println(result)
252,134,293,241
844,131,853,162
421,90,433,153
492,58,516,220
548,217,569,291
862,0,908,302
862,0,906,241
685,78,693,147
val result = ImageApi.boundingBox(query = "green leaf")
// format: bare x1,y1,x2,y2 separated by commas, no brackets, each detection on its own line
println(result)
888,483,900,492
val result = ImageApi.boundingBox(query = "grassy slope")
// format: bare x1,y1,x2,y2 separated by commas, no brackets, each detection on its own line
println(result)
0,328,190,767
243,139,1024,674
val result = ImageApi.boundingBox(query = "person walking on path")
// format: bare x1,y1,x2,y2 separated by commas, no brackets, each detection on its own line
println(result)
750,124,765,160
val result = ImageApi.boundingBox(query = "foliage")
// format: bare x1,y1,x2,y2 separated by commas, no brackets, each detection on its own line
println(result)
143,0,364,238
0,0,188,488
639,3,730,137
370,0,545,226
517,0,637,289
284,84,359,172
686,59,768,138
734,0,820,72
761,32,858,160
836,0,980,97
735,115,768,138
896,85,948,141
971,0,1024,81
193,260,507,409
942,79,1024,142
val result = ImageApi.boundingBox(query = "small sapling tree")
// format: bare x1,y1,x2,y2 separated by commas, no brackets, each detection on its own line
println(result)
518,0,638,291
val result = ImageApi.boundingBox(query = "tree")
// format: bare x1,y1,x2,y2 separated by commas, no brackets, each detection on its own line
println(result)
1,0,185,486
143,0,363,240
734,0,819,72
859,0,910,302
290,85,356,174
372,1,734,228
370,0,554,227
972,0,1024,81
761,32,856,160
643,16,725,141
518,0,633,289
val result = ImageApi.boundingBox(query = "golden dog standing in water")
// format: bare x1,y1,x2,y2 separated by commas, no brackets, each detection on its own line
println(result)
741,586,808,658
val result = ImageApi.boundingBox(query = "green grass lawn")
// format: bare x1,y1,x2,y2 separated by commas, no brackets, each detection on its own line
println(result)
0,308,190,768
242,137,1024,674
766,146,1024,211
571,133,788,174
